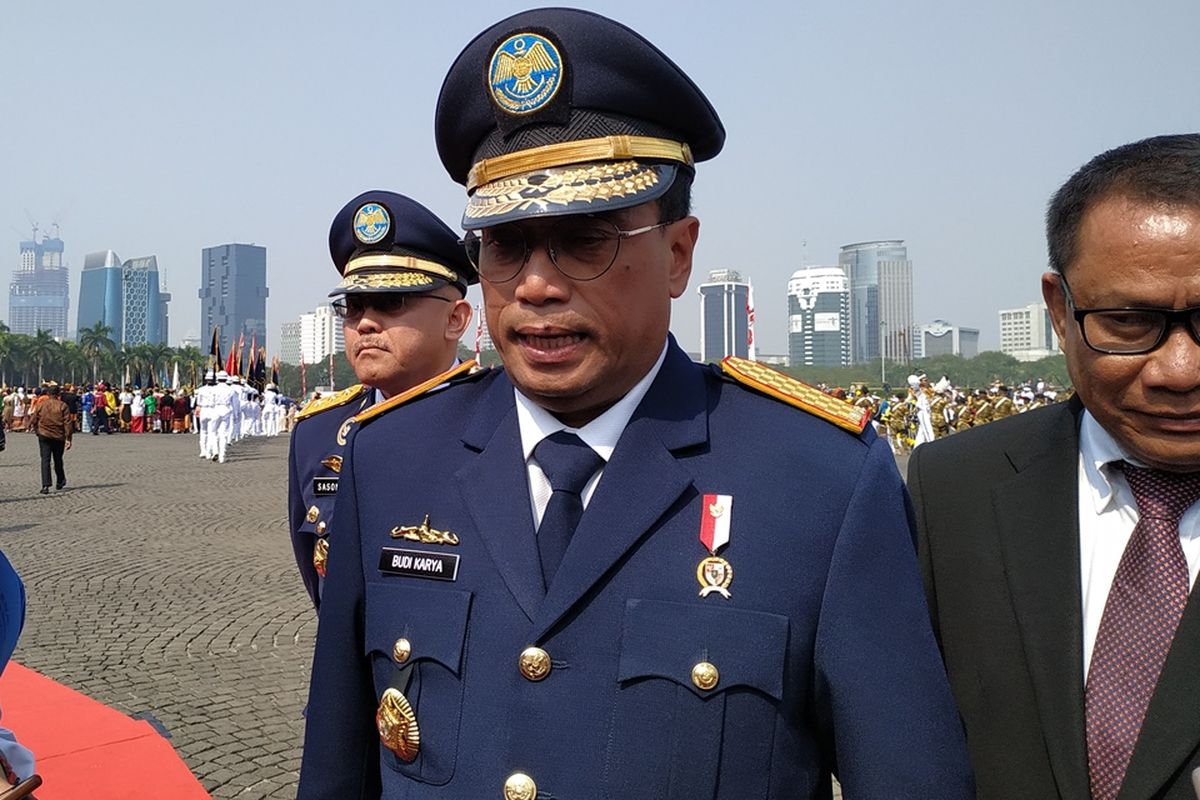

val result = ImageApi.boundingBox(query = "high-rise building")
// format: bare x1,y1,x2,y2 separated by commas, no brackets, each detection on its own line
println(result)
9,229,70,338
77,252,170,345
838,240,914,364
999,302,1058,361
199,243,268,354
298,304,344,364
787,267,850,367
280,320,302,365
915,319,980,359
697,269,750,363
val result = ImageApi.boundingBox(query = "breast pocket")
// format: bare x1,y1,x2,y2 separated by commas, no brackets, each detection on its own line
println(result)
605,598,789,800
365,582,472,786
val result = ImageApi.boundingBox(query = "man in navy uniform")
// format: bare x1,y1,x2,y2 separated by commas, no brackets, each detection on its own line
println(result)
287,191,475,609
299,9,972,799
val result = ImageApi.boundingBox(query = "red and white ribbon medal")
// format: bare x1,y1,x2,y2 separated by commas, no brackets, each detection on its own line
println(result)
697,494,733,599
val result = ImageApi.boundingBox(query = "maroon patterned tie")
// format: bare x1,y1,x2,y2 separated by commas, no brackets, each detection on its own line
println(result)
1086,463,1200,800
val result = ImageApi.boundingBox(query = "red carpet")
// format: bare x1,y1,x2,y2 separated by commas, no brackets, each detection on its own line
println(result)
0,663,210,799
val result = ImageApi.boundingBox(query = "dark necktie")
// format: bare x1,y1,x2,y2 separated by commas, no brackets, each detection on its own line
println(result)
533,431,603,588
1086,463,1200,800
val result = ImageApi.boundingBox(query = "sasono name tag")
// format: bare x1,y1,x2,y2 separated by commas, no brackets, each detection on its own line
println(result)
313,477,339,496
379,548,460,582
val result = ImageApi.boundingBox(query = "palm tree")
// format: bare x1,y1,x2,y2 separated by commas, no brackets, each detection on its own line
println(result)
58,341,89,384
175,345,206,389
78,321,116,382
145,342,173,386
26,330,59,384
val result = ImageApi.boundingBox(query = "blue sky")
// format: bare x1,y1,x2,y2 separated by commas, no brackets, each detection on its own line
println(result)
3,0,1198,356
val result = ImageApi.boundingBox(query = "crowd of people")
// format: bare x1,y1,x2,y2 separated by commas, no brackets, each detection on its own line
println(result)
837,374,1076,454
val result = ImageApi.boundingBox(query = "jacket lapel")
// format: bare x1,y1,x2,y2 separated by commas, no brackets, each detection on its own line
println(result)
530,344,708,641
457,373,543,623
994,399,1091,800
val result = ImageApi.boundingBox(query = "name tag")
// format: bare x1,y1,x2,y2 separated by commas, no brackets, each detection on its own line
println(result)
378,548,460,582
313,477,339,496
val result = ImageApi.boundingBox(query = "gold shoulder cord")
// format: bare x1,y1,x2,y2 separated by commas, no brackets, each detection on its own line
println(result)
720,357,870,434
354,360,479,425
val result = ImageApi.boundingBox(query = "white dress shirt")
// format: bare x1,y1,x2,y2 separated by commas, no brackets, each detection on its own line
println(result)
1077,410,1200,681
515,341,668,529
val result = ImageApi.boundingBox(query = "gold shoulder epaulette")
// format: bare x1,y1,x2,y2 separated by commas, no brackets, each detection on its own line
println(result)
353,360,479,425
720,357,871,434
295,384,368,421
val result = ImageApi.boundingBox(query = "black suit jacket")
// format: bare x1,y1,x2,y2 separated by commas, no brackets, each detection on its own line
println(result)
910,398,1200,800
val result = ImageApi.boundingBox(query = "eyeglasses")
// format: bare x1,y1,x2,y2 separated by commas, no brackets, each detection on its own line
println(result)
462,216,676,283
1059,275,1200,354
331,293,451,321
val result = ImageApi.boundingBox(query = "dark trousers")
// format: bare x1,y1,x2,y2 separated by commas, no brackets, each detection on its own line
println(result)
92,409,109,434
38,436,66,489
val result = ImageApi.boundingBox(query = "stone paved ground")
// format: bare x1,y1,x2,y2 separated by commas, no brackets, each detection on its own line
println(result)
1,428,312,799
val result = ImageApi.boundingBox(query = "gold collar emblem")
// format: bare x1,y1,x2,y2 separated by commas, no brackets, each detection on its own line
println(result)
390,514,460,546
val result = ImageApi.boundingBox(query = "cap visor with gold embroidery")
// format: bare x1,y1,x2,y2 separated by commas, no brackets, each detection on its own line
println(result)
329,256,463,296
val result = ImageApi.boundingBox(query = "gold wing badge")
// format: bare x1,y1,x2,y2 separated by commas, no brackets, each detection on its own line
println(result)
390,514,460,546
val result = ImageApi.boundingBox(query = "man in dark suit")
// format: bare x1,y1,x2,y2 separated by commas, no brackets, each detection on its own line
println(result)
287,191,475,609
298,9,972,799
910,133,1200,800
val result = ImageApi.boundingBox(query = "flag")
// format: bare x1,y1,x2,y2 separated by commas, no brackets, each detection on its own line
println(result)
300,360,307,397
224,342,236,376
746,285,757,360
328,352,335,391
271,356,279,388
248,332,257,379
235,332,246,377
210,327,222,373
172,361,180,391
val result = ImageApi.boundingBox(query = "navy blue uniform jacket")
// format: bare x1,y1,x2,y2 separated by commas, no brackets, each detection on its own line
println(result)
288,386,370,609
299,342,973,799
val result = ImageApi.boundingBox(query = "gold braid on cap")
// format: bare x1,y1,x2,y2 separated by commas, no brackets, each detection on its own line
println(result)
344,255,461,284
467,135,692,192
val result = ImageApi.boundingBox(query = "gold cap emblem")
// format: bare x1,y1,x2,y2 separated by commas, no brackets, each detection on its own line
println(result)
376,688,420,762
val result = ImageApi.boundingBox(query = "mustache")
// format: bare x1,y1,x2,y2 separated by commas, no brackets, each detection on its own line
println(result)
352,337,391,356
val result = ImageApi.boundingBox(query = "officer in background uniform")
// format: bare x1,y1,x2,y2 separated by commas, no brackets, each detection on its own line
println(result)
298,9,972,799
287,191,476,609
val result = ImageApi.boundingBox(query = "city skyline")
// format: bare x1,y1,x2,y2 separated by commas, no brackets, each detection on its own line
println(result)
4,0,1198,358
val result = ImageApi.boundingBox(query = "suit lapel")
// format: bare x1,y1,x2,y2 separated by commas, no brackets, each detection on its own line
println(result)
457,373,543,623
531,345,708,641
994,400,1091,800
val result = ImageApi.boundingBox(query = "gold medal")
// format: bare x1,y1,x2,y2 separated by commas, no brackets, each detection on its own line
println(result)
376,687,420,762
696,555,733,598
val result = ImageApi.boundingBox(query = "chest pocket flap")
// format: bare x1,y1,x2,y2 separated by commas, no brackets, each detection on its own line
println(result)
365,582,472,675
619,598,788,700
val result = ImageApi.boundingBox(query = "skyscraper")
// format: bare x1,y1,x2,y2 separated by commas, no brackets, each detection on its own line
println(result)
697,269,750,363
298,304,344,364
77,251,170,345
999,301,1058,361
199,243,268,354
838,240,914,364
280,320,302,365
9,229,70,338
915,320,980,359
787,267,850,367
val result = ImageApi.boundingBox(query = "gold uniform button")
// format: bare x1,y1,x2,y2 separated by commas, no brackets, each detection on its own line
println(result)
315,520,328,536
393,638,412,664
691,661,719,692
306,505,320,523
503,772,537,800
518,646,551,682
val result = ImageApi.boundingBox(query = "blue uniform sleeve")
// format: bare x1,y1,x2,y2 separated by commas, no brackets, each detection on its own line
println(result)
812,436,974,799
286,430,320,609
297,429,381,800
